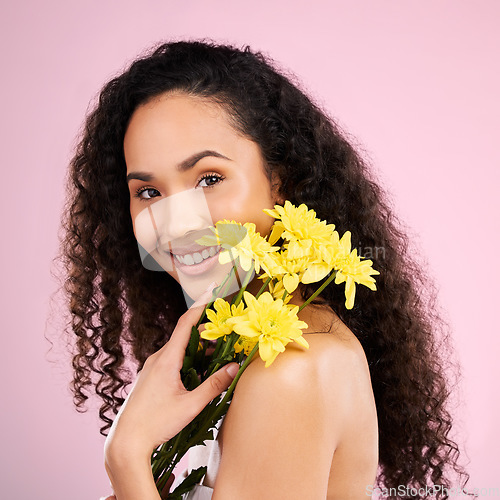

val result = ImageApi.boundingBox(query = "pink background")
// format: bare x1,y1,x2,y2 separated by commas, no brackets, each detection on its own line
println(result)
1,1,498,498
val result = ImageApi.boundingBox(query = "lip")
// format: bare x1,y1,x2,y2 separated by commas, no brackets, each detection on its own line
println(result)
159,227,217,257
167,246,222,276
169,244,219,257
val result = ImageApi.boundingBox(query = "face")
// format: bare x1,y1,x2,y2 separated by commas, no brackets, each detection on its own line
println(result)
124,93,281,303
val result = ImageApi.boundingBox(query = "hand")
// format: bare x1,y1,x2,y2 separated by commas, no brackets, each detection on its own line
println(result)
104,285,239,497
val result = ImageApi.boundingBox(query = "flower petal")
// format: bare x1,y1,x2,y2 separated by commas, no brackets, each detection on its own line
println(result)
345,276,356,310
267,223,285,245
294,335,310,349
302,263,331,284
232,321,260,338
283,273,299,293
259,338,275,363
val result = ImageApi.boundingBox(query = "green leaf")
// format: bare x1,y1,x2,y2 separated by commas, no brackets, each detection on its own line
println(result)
168,466,208,498
182,367,201,391
181,326,201,373
195,428,215,445
181,354,193,373
208,353,235,366
187,326,200,357
236,349,245,363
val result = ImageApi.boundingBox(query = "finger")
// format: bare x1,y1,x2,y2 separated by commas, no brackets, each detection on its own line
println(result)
192,362,239,405
167,282,217,353
190,281,218,309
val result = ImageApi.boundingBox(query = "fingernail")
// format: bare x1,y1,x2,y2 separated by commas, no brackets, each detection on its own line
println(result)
191,282,217,308
226,363,239,377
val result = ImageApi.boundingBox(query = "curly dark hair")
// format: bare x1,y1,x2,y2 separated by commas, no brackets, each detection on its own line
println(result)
58,39,472,498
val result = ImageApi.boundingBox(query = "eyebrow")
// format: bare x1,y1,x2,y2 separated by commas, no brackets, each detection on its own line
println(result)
126,150,232,183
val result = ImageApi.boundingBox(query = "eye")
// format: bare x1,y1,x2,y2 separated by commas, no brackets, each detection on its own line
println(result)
197,173,224,188
134,186,161,201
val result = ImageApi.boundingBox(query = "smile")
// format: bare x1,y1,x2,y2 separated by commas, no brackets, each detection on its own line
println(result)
172,245,221,266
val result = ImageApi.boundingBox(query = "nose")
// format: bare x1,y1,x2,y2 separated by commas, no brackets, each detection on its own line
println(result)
151,188,213,246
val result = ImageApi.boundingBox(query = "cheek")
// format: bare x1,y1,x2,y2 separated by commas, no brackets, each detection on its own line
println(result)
130,204,142,239
132,207,154,252
208,191,275,237
254,211,275,239
130,204,177,273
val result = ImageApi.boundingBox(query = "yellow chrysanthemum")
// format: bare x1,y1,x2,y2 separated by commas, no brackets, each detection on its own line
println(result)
234,336,258,356
320,230,351,267
265,250,312,293
200,298,246,341
196,220,278,273
300,229,342,284
255,249,283,280
264,201,335,260
334,250,379,309
322,231,380,309
231,291,309,367
266,279,292,304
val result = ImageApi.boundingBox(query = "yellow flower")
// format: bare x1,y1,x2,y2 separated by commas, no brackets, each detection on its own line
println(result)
326,232,380,309
266,279,292,304
322,230,351,267
264,201,335,260
265,203,379,309
200,298,245,341
265,250,312,294
231,291,309,367
334,251,379,309
295,229,345,285
196,220,278,273
234,336,258,356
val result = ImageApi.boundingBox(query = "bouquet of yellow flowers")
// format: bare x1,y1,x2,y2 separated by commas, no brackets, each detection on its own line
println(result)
150,201,379,498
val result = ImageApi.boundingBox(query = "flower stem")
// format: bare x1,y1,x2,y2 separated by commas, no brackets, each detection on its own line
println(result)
231,266,255,306
220,263,240,297
155,356,251,496
255,276,272,298
183,342,259,452
207,332,237,377
195,267,236,329
219,343,259,405
298,271,337,312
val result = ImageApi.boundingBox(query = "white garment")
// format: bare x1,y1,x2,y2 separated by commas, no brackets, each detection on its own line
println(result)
174,416,224,500
183,484,214,500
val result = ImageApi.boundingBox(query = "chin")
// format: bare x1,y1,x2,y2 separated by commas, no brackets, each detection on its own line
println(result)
174,261,254,308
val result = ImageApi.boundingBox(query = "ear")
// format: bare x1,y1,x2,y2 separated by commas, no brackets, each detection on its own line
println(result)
270,171,285,205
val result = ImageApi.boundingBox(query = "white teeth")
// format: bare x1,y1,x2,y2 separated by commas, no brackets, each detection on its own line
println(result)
173,246,220,266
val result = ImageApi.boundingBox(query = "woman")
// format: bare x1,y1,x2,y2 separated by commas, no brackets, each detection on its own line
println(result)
61,40,470,499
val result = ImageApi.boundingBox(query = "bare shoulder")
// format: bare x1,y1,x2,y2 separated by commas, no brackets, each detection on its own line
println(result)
232,325,373,417
213,322,375,499
234,300,376,407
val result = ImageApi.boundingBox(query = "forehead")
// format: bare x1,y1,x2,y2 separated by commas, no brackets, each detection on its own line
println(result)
123,93,256,169
126,93,235,141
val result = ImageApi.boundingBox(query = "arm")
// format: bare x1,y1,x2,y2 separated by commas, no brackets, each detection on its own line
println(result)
103,288,239,500
212,337,353,500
